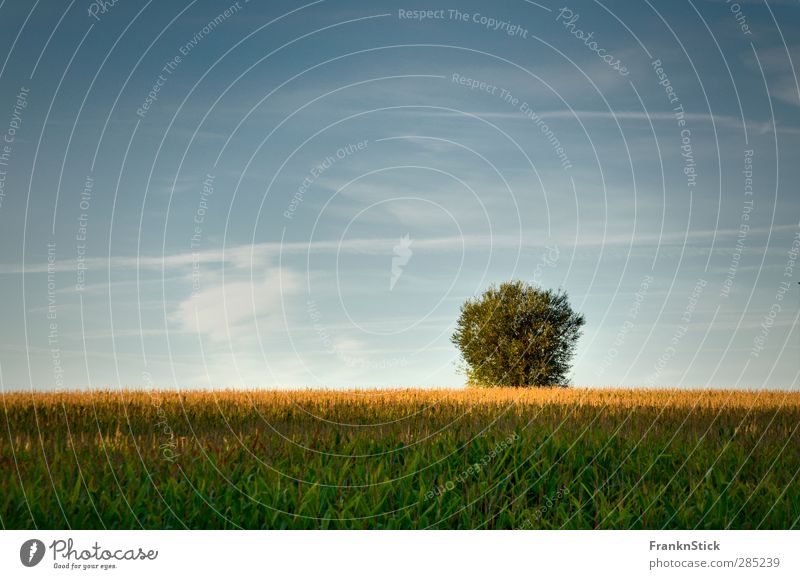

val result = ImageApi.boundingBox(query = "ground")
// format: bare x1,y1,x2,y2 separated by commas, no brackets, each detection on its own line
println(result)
1,388,798,529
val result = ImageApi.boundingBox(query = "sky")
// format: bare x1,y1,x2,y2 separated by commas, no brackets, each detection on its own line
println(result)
0,0,798,390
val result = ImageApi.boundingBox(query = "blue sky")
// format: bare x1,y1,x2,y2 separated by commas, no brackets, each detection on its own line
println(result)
0,0,798,389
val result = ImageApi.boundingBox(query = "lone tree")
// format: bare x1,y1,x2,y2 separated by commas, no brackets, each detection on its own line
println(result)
452,281,585,387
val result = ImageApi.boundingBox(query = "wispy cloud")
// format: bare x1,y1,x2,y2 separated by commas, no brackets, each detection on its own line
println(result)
743,44,800,108
172,267,300,343
3,224,796,276
407,108,798,135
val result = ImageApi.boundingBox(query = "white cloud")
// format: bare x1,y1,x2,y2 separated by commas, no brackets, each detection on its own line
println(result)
172,267,300,342
408,108,799,135
743,44,800,108
3,224,797,276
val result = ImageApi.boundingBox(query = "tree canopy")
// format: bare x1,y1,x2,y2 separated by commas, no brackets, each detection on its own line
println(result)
451,281,585,387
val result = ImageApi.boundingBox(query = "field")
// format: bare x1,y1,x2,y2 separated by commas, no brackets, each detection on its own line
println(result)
1,388,799,529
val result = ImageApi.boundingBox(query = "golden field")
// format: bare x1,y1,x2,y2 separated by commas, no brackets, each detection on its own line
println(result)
1,388,798,529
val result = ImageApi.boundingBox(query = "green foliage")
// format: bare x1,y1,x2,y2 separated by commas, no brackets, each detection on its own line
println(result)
1,389,799,529
451,281,586,387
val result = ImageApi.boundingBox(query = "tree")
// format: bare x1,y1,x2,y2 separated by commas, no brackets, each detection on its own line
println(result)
451,281,585,387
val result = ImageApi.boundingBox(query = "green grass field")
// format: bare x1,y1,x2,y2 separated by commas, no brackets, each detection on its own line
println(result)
1,388,798,529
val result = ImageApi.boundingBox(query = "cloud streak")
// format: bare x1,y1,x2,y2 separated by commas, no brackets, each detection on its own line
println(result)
2,224,796,276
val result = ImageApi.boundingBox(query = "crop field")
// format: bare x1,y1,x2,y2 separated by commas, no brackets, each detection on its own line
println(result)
1,388,799,529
